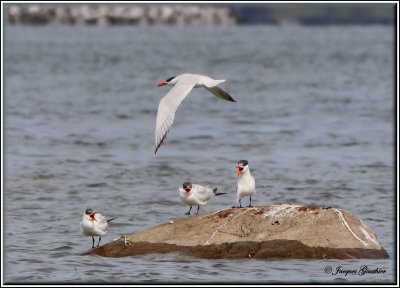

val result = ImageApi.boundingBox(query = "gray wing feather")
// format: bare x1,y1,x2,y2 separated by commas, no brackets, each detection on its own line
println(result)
205,86,236,102
94,214,109,233
195,185,215,203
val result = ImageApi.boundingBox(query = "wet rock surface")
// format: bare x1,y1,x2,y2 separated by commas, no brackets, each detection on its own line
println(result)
82,204,389,259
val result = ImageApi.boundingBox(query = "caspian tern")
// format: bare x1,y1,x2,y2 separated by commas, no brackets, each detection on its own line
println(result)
155,73,236,154
233,160,256,208
179,182,226,215
80,208,117,248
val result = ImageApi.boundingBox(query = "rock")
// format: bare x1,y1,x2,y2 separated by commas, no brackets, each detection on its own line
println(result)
6,5,237,26
82,204,389,259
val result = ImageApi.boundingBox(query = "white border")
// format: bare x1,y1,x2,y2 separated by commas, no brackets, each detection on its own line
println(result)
1,1,398,287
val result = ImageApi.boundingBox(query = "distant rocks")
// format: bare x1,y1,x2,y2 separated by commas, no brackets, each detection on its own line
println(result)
83,204,389,260
7,5,236,26
6,5,393,26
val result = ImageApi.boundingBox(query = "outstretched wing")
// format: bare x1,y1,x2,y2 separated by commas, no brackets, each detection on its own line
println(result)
155,79,196,154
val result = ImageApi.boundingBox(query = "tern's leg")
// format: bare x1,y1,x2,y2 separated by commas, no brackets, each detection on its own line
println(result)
97,236,101,247
185,206,192,215
91,236,95,248
248,196,253,207
196,205,200,215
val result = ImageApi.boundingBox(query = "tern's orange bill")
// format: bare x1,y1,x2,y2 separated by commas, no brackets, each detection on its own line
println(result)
157,81,168,87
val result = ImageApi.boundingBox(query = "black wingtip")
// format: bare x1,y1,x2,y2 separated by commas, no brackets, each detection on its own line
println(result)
154,130,168,155
223,92,236,102
154,142,161,155
224,96,236,102
107,217,118,223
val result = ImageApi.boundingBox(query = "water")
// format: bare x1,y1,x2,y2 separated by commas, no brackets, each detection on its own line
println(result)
3,25,395,284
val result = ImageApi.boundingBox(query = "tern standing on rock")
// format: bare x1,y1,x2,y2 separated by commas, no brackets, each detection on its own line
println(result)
233,160,256,208
80,208,117,248
179,182,226,215
155,73,236,154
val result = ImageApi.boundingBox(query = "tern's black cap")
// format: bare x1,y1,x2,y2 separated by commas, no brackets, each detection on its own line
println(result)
182,182,192,188
85,208,94,215
238,160,248,166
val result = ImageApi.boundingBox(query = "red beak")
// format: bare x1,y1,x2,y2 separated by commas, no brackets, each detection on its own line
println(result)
90,212,97,221
236,165,244,176
157,81,168,87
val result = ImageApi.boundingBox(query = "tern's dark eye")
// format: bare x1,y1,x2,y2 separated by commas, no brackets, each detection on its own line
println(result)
183,182,192,189
166,76,176,82
85,208,94,215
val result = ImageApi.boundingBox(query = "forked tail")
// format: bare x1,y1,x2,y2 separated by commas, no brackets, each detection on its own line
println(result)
107,217,118,223
213,188,227,196
204,79,225,87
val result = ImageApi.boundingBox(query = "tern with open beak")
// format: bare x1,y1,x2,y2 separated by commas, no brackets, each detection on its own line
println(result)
155,73,236,154
233,160,256,208
179,182,226,215
80,208,117,248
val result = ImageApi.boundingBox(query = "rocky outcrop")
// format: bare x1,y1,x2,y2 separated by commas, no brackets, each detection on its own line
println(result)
82,204,389,259
7,5,236,26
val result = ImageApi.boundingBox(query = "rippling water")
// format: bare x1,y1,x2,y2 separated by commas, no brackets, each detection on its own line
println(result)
4,25,395,284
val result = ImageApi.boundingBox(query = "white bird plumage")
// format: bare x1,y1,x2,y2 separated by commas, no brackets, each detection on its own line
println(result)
155,73,236,154
234,160,256,208
80,208,116,248
179,182,226,215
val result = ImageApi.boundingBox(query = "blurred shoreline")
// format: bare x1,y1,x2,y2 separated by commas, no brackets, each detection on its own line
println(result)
7,5,236,26
6,4,394,26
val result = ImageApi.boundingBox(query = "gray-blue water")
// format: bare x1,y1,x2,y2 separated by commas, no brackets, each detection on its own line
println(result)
4,25,395,284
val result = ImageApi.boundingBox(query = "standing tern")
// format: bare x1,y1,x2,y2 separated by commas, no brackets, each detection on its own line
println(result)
155,73,236,154
233,160,256,208
179,182,226,215
80,208,117,248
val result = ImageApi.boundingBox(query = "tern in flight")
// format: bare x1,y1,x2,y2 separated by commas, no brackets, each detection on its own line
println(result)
155,73,236,154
